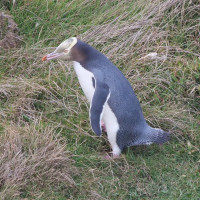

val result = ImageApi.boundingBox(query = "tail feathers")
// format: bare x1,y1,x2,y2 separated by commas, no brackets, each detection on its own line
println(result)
153,128,170,144
130,127,170,146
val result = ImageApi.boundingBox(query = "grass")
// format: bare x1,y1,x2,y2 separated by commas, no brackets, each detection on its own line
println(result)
0,121,75,199
0,0,200,199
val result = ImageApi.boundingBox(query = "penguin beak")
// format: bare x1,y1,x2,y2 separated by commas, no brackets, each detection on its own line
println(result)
42,52,63,61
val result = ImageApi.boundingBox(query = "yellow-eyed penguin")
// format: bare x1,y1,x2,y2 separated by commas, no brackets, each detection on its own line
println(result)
42,37,170,157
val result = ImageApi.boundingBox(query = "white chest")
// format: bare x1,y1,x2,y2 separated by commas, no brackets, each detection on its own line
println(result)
73,61,119,132
73,61,95,103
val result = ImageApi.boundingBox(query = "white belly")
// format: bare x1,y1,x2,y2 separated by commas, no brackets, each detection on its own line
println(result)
102,105,120,155
73,61,95,103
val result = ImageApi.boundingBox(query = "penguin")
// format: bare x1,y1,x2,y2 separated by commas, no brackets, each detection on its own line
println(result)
42,37,170,157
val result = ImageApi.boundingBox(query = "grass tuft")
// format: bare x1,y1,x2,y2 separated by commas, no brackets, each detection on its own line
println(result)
0,121,75,199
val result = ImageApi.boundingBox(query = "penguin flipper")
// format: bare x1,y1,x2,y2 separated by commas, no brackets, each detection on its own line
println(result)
90,70,110,136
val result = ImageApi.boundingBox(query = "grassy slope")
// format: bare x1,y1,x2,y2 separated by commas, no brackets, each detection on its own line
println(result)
0,0,199,199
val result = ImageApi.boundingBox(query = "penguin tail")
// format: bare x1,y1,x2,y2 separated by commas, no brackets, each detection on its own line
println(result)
153,128,170,144
130,127,170,146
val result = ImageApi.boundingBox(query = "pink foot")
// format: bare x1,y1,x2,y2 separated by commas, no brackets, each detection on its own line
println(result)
101,121,107,132
103,153,120,160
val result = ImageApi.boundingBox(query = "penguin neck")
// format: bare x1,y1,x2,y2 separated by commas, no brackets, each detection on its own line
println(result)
70,40,102,66
70,44,86,64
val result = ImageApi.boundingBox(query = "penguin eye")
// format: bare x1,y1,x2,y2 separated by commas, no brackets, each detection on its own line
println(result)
64,49,69,54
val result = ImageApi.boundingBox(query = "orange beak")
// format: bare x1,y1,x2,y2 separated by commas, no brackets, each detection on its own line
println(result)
42,56,47,61
42,52,62,61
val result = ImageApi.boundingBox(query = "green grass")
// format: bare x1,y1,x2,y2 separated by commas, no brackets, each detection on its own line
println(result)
0,0,199,199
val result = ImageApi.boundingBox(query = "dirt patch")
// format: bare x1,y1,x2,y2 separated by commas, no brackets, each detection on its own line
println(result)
0,12,21,49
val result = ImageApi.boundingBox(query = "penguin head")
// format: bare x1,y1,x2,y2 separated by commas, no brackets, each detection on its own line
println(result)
42,37,78,61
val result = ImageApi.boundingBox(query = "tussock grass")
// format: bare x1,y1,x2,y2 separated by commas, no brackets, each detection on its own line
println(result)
0,122,75,199
0,78,48,122
83,0,200,59
0,0,199,199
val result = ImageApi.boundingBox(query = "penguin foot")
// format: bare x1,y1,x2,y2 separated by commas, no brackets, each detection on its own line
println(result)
101,121,107,132
103,153,120,160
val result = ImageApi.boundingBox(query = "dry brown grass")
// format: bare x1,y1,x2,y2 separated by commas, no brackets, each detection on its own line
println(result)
82,0,200,61
0,78,48,122
0,121,75,199
0,12,21,49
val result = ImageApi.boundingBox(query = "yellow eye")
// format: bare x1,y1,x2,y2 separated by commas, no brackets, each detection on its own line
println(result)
64,49,68,53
